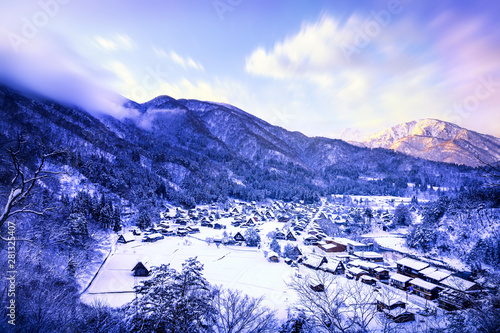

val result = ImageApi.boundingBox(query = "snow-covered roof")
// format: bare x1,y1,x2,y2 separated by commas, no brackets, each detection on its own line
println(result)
440,276,477,291
354,251,382,258
410,278,439,290
348,267,367,275
396,258,429,271
390,273,412,283
425,270,451,282
332,237,365,246
419,267,436,276
119,232,135,242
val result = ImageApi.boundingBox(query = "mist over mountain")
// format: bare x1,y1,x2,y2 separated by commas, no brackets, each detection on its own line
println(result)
358,119,500,167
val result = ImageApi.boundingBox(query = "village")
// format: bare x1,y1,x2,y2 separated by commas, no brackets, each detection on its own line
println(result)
82,195,486,328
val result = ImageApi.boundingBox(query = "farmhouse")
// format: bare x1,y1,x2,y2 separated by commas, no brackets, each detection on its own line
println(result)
268,252,280,263
143,233,164,242
409,278,440,300
303,236,319,245
301,255,328,270
132,261,150,277
286,231,297,241
118,232,135,244
390,273,412,290
396,258,429,278
346,267,369,280
320,259,345,275
377,296,415,323
233,232,245,242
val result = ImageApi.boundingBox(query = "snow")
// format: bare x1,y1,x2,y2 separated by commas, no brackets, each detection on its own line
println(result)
81,236,298,318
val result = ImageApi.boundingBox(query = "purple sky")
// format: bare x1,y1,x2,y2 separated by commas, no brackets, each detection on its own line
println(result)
1,0,499,139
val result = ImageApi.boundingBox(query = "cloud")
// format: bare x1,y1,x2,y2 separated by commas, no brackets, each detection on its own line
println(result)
0,31,136,120
153,47,204,71
91,34,135,51
244,12,500,137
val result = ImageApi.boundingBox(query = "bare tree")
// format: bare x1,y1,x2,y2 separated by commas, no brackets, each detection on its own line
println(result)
289,271,356,333
0,136,63,241
211,286,278,333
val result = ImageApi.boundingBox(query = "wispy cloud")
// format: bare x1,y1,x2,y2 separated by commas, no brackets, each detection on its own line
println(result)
91,33,135,51
153,47,204,71
244,12,500,137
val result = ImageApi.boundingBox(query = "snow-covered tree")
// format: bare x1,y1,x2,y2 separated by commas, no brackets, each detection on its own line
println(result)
126,257,214,332
244,228,261,247
270,238,281,255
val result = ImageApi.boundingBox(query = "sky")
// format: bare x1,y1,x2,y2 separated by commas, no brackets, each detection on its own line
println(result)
0,0,499,140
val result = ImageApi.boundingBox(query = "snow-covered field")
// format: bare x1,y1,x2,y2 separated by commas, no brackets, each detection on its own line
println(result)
81,235,300,318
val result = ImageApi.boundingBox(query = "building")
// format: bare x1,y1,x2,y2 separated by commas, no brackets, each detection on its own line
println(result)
301,255,328,270
320,260,345,275
423,269,451,285
346,267,369,280
390,273,412,290
396,258,429,278
143,233,164,242
439,275,481,293
353,251,383,263
118,232,135,244
132,262,150,277
318,242,344,253
374,267,390,281
409,278,440,300
268,252,280,263
233,232,246,242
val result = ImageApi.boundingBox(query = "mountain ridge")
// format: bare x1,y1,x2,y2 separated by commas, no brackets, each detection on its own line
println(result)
357,118,500,167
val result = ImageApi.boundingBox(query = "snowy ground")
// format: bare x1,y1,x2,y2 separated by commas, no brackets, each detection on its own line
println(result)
81,235,299,318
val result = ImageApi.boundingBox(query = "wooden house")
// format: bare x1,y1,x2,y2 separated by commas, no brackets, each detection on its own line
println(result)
301,255,328,270
286,231,297,241
439,276,481,293
118,232,135,244
233,232,246,242
143,233,164,242
423,269,451,285
396,258,429,278
320,260,345,275
409,278,440,300
390,273,412,290
268,252,280,263
275,231,286,240
374,267,390,281
132,261,150,277
303,236,319,246
346,267,369,280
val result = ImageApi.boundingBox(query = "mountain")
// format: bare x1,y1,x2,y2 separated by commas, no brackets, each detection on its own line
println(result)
359,119,500,167
0,85,480,208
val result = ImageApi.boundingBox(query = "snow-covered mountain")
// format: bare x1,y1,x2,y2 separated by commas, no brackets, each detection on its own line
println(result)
359,119,500,167
0,84,480,206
